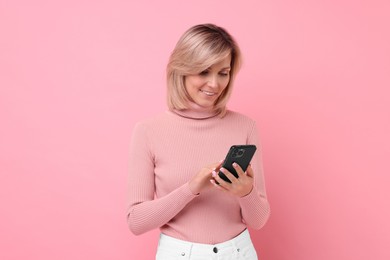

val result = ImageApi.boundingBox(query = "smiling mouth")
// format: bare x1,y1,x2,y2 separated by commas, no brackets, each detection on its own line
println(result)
200,90,217,96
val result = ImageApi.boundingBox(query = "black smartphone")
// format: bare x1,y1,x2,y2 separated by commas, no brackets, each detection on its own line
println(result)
218,145,257,183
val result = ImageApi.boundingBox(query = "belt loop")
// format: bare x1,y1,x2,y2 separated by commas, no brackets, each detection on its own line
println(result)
188,242,193,259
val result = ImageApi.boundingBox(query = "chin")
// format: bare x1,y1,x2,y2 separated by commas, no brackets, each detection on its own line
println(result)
199,98,218,107
199,102,215,109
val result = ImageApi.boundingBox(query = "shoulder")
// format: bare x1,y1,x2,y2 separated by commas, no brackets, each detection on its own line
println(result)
132,111,176,136
224,110,261,144
224,110,257,126
130,112,168,146
222,110,258,136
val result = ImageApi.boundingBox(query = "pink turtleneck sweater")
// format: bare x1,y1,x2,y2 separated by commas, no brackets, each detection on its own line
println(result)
127,108,270,244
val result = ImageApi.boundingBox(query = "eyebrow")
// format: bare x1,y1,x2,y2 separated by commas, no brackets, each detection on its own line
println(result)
205,66,231,71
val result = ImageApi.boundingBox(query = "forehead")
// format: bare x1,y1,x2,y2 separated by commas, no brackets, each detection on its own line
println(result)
209,55,231,70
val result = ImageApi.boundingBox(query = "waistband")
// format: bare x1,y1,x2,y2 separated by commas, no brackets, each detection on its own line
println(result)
158,229,252,253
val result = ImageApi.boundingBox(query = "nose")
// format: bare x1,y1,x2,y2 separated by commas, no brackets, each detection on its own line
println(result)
207,75,218,88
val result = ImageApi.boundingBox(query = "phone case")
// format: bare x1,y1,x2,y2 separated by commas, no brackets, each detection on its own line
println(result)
218,145,257,183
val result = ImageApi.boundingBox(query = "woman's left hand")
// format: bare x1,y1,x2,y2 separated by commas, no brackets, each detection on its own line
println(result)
210,163,254,197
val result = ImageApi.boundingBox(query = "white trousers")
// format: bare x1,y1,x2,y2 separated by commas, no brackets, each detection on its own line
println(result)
156,229,258,260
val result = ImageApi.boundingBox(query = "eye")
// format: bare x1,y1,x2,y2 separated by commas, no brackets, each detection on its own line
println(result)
219,71,230,77
199,70,209,76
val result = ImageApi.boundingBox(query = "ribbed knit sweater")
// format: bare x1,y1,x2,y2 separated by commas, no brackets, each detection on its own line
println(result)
127,108,270,244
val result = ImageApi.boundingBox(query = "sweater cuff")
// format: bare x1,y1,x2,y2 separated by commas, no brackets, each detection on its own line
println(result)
238,186,261,205
181,182,200,198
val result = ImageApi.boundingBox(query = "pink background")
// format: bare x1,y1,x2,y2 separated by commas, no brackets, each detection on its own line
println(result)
1,0,389,259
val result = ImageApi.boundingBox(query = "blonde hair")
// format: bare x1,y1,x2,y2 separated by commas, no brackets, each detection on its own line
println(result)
166,24,242,117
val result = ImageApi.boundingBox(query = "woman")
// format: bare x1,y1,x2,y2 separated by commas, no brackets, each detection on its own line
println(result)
127,23,270,260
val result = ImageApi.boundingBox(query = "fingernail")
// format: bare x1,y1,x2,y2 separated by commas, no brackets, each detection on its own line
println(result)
212,171,217,177
233,162,238,167
219,159,224,163
220,168,224,172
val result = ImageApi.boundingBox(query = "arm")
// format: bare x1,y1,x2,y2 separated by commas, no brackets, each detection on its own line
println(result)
126,123,198,235
209,121,271,229
238,122,270,229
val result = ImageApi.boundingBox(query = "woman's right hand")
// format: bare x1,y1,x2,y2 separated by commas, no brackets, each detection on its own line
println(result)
188,161,223,195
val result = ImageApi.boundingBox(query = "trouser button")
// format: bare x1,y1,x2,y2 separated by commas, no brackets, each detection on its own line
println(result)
213,247,218,253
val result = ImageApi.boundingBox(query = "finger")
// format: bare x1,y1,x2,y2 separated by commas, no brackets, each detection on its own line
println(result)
215,160,224,171
232,162,245,178
219,168,238,184
223,167,241,184
210,179,228,192
213,169,233,188
246,164,254,178
211,160,224,171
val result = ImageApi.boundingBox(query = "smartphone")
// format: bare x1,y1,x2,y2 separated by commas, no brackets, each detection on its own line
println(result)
218,145,257,183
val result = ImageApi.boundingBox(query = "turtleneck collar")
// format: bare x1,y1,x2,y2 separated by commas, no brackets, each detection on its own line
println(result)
171,101,220,120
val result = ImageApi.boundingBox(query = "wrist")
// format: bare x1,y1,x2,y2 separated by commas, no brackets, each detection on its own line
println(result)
188,181,200,195
240,185,253,197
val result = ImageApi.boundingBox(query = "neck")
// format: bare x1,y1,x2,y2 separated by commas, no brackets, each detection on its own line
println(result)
172,101,220,119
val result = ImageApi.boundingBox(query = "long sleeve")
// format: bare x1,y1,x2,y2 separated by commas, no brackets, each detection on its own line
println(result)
238,122,271,229
126,123,198,235
126,110,270,244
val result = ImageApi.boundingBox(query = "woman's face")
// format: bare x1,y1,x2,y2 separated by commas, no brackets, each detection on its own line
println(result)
184,55,231,109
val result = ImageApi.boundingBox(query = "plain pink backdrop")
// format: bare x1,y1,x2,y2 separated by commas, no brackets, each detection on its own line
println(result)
1,0,389,259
